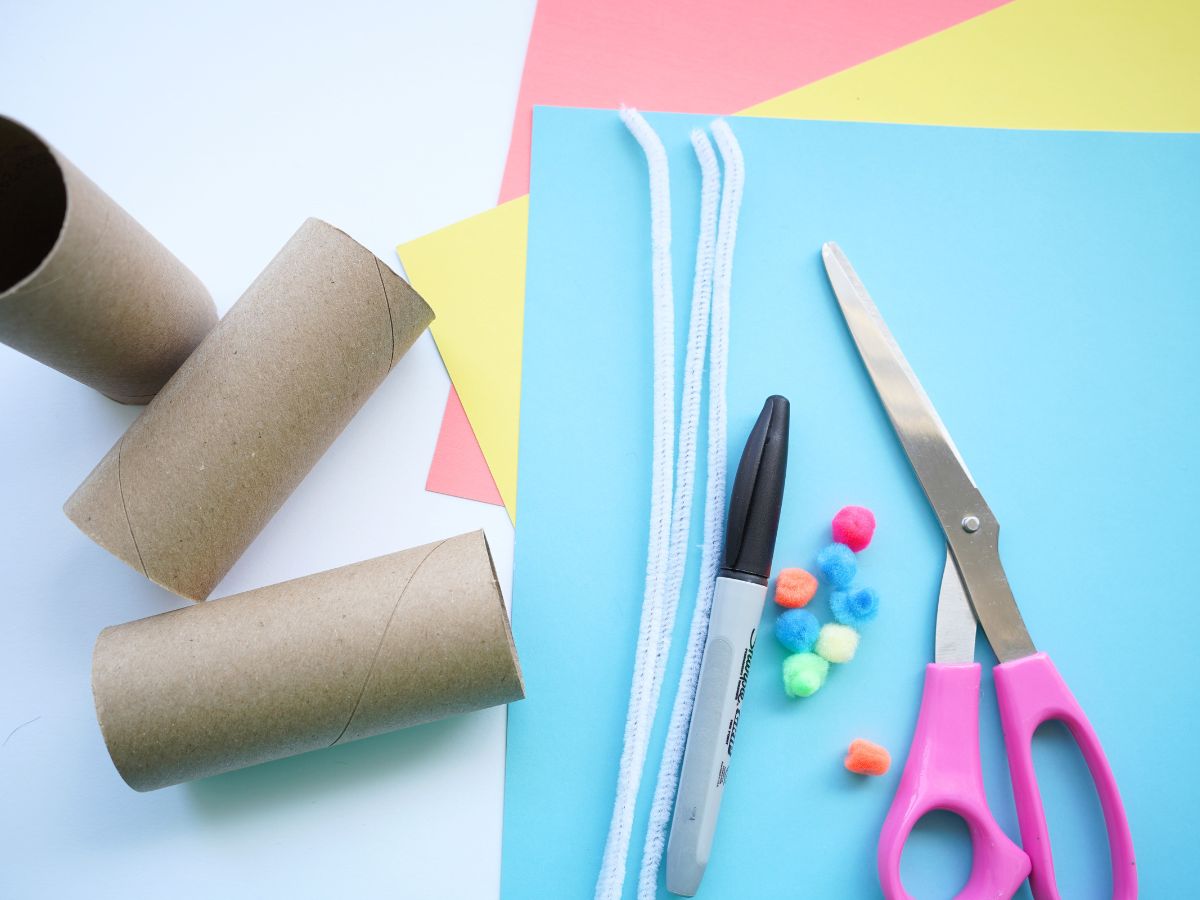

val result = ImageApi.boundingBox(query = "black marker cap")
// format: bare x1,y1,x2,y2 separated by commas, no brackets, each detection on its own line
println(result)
721,395,790,585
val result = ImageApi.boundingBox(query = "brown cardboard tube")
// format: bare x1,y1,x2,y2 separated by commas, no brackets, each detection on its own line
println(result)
0,115,216,403
92,530,524,792
65,216,434,600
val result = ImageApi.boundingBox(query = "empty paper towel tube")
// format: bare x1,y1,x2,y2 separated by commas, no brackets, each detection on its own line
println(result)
66,217,434,600
92,530,524,791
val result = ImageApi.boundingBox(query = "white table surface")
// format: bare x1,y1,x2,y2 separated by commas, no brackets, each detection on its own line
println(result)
0,2,534,896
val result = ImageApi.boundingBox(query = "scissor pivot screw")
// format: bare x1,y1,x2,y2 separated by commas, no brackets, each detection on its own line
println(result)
962,515,981,533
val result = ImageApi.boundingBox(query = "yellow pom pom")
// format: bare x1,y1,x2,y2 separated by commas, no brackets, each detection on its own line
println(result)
816,623,859,663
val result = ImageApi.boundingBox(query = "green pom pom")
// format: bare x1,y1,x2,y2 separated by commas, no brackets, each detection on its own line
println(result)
816,623,860,663
782,652,829,698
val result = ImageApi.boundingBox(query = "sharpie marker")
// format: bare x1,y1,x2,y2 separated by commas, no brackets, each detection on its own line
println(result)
666,395,789,896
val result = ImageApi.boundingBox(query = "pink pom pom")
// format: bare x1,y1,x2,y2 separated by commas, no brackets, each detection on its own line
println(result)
832,506,876,552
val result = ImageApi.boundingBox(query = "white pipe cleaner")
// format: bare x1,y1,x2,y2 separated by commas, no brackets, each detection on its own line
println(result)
597,113,745,900
596,107,676,900
647,126,722,738
636,118,744,900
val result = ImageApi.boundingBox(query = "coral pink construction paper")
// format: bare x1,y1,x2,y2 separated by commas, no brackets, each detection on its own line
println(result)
426,388,505,505
429,0,1011,507
500,0,1007,202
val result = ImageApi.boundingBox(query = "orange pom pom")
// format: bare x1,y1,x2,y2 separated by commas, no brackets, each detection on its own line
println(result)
774,568,818,608
845,739,891,776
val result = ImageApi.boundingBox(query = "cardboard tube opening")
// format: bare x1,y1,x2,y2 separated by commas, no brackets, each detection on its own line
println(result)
91,530,525,792
0,115,217,402
0,118,67,293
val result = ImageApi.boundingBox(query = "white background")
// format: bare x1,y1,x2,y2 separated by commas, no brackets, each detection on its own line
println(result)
0,2,535,896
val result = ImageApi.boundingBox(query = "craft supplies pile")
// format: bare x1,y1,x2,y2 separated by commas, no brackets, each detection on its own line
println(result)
479,102,1198,900
528,111,1138,900
0,114,524,792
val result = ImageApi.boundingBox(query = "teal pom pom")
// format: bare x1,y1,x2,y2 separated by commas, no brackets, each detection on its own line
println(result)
817,543,857,588
830,587,880,627
775,609,820,653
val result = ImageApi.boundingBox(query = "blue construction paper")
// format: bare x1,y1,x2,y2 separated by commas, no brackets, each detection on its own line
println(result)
505,107,1200,898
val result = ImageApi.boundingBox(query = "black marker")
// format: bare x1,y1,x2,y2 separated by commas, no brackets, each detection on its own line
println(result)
666,395,789,896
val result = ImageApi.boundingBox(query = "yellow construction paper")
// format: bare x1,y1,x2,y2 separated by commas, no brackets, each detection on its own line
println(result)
400,0,1200,521
399,196,528,519
746,0,1200,127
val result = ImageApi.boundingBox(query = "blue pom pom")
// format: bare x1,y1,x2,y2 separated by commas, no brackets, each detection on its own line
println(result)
775,609,820,653
817,543,857,589
831,587,880,627
829,590,854,624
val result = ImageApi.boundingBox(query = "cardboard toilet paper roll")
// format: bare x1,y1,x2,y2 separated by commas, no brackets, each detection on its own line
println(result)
92,530,524,791
0,115,216,402
66,217,434,600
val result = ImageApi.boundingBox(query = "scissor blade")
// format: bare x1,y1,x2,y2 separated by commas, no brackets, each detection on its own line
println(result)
822,242,1036,662
934,549,976,665
821,241,974,491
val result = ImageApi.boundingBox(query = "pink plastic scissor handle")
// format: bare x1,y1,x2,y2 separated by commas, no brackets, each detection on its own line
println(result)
994,652,1137,898
879,663,1031,900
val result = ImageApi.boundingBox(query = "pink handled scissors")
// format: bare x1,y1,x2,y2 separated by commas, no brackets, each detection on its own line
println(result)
822,243,1136,900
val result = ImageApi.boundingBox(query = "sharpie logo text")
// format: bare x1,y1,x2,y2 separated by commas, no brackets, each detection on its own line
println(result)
725,628,757,756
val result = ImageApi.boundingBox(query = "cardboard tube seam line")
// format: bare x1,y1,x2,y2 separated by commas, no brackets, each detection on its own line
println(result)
374,256,399,369
329,536,448,747
114,437,149,579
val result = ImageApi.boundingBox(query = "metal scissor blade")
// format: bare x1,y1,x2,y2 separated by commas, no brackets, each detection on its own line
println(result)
822,242,977,501
821,242,975,487
934,549,976,665
822,242,1037,662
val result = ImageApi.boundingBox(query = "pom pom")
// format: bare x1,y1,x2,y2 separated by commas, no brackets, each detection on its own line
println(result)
816,543,857,589
782,652,829,698
830,587,880,628
845,738,891,776
774,609,820,653
774,568,818,608
832,505,876,552
816,623,860,663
